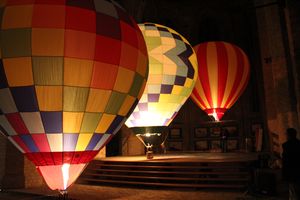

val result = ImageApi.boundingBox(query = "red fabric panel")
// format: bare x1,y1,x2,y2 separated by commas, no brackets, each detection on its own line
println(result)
120,21,138,48
6,113,29,134
196,43,213,107
31,134,51,152
32,5,66,28
94,35,121,64
6,0,35,5
90,61,118,89
34,0,66,4
65,6,96,33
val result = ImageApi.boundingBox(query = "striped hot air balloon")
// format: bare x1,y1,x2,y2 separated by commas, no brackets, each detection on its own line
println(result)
0,0,148,191
191,41,250,121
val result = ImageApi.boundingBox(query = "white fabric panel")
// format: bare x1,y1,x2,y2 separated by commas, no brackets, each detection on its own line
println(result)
47,133,63,152
21,112,45,133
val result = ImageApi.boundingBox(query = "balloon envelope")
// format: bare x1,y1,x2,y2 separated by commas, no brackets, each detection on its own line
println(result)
0,0,148,190
191,41,250,121
126,23,198,130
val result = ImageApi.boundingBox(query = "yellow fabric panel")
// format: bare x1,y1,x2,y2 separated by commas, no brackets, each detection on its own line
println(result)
184,79,193,88
147,74,162,85
75,133,93,151
63,87,89,111
172,85,183,95
64,58,93,87
161,37,176,45
206,43,218,107
35,86,62,111
118,95,135,116
113,67,134,93
163,64,177,75
144,30,160,37
47,134,62,152
149,63,163,75
32,28,65,56
3,57,33,86
2,5,33,29
85,89,111,112
95,114,115,133
63,112,84,133
221,43,237,107
193,78,210,108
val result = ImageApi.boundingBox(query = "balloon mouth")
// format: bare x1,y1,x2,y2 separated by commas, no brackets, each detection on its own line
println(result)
205,108,227,121
37,163,86,191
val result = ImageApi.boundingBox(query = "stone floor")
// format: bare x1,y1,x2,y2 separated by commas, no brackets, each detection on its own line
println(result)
0,184,288,200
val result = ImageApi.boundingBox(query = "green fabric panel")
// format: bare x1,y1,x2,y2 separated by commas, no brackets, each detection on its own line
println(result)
64,86,89,112
32,57,63,85
176,65,188,77
129,73,144,97
146,37,161,48
1,29,31,58
80,112,102,133
105,91,127,114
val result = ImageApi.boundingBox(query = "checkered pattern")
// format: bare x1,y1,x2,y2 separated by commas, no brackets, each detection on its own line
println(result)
126,23,198,127
0,0,148,166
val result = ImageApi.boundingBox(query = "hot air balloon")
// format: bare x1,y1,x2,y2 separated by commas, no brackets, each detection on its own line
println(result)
0,0,148,192
191,41,250,121
125,23,198,157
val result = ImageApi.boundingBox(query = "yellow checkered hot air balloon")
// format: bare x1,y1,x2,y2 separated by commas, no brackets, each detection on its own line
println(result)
126,23,197,156
0,0,148,192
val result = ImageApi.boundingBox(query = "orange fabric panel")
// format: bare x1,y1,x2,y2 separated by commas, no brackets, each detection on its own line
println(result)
3,57,33,86
64,58,93,87
2,5,33,29
35,86,62,111
118,95,135,116
113,67,134,93
64,29,96,60
32,28,65,56
63,112,83,133
85,89,111,112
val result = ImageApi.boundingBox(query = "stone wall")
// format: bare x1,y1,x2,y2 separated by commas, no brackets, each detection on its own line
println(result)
255,0,300,153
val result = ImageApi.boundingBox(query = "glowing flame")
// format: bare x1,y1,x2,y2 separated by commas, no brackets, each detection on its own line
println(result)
145,133,151,137
212,110,219,121
61,163,70,190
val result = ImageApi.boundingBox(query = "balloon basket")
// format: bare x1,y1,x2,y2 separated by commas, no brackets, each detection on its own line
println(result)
146,150,154,159
58,190,69,200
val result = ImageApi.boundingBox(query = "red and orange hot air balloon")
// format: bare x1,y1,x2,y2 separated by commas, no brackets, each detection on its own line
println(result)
191,41,250,121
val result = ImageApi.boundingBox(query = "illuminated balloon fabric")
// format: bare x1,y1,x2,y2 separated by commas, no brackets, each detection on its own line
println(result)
191,41,250,121
0,0,148,190
126,23,198,128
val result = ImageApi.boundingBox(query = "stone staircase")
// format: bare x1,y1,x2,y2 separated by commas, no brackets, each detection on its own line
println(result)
77,158,254,189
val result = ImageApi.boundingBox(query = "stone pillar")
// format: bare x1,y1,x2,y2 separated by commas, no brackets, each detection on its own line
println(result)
0,134,6,188
1,141,25,189
255,0,300,153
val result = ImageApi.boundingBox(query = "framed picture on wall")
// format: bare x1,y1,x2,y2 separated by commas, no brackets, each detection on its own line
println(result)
227,139,239,151
210,127,221,137
223,126,238,137
210,140,221,149
194,128,208,138
195,140,209,151
167,141,183,151
169,128,182,139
